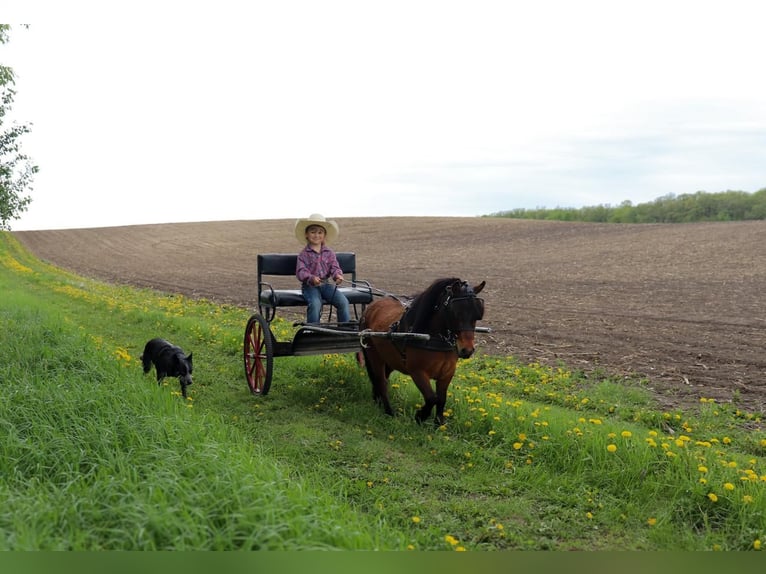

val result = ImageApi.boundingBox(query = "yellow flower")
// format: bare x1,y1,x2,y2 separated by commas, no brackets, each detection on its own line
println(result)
444,535,459,546
412,516,421,524
723,482,735,491
607,444,617,453
621,430,632,438
754,540,762,550
707,493,718,502
698,465,708,473
647,517,657,526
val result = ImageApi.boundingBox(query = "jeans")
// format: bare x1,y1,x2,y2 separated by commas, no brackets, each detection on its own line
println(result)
302,282,351,323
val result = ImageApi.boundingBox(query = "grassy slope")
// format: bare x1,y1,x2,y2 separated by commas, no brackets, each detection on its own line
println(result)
1,232,765,551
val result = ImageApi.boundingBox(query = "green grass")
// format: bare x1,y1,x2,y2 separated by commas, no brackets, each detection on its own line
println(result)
1,231,765,550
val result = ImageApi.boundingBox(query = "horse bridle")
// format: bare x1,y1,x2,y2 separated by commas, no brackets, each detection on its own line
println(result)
434,282,485,345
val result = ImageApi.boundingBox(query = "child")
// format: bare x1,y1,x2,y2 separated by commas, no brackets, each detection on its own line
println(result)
294,213,351,324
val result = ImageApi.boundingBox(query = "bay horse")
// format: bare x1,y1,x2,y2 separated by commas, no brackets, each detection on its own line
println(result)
359,277,486,425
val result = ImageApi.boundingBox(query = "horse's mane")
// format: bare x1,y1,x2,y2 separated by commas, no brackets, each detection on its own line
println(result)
404,277,460,333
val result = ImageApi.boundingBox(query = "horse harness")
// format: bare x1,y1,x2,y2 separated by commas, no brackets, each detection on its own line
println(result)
388,282,483,356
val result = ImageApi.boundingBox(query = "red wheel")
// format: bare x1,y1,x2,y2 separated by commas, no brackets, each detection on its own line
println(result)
244,313,273,395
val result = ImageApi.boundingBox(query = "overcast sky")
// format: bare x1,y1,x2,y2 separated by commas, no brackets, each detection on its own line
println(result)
4,1,766,230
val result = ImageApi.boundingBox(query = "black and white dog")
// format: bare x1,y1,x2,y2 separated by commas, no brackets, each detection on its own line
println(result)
140,338,194,398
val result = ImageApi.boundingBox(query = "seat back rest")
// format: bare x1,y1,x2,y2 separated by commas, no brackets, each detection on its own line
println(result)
257,252,358,280
256,252,373,321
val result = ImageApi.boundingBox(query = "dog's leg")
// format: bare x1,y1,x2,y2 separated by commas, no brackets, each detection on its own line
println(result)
141,353,152,374
156,367,166,386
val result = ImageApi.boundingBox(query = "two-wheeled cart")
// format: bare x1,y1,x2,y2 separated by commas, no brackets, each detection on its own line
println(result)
243,252,427,395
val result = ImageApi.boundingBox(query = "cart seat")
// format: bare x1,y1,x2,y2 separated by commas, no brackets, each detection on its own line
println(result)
257,252,373,320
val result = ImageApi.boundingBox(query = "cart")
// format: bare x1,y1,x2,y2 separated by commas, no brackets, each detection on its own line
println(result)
243,252,428,395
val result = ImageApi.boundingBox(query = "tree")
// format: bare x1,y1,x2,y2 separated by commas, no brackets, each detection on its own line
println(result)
1,24,38,230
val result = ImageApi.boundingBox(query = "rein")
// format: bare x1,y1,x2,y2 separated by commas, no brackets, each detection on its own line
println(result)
340,278,410,304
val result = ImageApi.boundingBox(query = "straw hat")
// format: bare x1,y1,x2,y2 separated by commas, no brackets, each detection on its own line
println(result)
294,213,339,244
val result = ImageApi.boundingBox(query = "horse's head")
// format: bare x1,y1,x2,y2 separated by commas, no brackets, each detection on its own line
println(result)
440,279,486,358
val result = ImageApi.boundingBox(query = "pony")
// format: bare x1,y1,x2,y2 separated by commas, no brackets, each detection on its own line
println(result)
359,277,486,425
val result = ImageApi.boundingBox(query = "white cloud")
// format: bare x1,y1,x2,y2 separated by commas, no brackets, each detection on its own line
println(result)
3,1,766,229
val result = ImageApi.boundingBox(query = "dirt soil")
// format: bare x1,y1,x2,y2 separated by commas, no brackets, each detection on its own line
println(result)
14,217,766,414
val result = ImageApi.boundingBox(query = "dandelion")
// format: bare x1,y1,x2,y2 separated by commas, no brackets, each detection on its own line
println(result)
621,430,632,438
647,517,657,526
755,540,762,551
743,495,753,504
412,516,421,524
607,444,617,453
707,493,718,502
723,482,735,491
586,512,593,520
698,465,708,474
445,535,459,546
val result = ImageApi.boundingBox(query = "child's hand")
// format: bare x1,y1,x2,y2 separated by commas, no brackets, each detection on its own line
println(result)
334,274,344,285
312,276,321,286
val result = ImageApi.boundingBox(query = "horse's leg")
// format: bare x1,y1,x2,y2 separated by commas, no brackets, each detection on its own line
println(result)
362,346,394,416
410,370,437,424
433,376,452,427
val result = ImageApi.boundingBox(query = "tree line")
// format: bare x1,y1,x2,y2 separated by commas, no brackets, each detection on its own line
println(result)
488,189,766,223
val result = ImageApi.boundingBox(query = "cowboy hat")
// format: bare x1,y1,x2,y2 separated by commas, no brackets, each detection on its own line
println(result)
294,213,339,244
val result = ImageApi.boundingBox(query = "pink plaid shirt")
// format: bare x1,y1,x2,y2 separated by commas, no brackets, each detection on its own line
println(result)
296,245,343,285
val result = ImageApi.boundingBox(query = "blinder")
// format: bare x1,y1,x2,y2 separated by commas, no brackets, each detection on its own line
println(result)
439,281,485,333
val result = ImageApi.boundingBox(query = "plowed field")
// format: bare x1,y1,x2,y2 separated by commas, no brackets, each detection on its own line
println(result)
14,217,766,413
